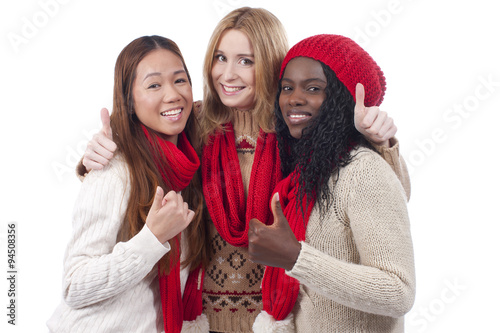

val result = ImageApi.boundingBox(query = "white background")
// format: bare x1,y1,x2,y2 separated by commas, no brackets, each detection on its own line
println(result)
1,0,499,332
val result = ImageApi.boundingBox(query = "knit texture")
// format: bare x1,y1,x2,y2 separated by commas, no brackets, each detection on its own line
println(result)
202,110,267,332
140,126,204,333
201,113,281,247
280,34,386,107
47,155,171,333
286,147,415,332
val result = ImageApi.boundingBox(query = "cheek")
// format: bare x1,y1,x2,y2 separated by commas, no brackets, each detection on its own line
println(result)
247,70,256,90
211,64,220,83
132,90,146,112
278,95,286,115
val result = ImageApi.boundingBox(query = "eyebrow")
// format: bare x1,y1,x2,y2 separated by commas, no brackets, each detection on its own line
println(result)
142,69,186,81
214,49,254,57
281,77,327,84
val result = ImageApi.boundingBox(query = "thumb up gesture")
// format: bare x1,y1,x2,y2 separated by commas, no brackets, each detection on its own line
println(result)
83,108,118,171
354,83,397,147
146,187,195,244
248,193,301,271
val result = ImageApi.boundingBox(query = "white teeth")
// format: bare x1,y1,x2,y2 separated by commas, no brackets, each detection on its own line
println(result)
223,85,243,92
161,109,181,116
289,114,308,119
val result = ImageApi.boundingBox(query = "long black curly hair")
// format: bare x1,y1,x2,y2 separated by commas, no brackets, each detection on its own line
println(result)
275,62,370,213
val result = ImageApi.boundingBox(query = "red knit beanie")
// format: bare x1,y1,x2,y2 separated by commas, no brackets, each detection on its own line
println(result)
280,34,386,107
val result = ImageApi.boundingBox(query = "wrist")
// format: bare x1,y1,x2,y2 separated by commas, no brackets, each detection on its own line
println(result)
284,241,301,271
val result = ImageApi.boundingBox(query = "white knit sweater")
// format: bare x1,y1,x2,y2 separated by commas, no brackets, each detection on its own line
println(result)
47,155,173,333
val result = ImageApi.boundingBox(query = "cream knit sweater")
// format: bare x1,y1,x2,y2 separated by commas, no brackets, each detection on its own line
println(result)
47,155,174,333
286,147,415,332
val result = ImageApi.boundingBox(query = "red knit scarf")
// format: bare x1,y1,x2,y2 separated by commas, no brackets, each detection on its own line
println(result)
201,122,281,247
141,125,203,333
262,170,316,321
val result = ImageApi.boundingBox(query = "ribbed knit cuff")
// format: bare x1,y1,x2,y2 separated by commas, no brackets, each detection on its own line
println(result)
372,137,400,169
285,241,320,281
128,225,171,269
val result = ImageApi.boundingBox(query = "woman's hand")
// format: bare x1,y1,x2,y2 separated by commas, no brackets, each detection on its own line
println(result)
354,83,397,147
146,187,195,244
83,108,117,171
248,193,301,271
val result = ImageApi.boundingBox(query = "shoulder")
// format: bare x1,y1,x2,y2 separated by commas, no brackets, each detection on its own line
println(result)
339,146,403,191
83,154,130,192
345,146,391,172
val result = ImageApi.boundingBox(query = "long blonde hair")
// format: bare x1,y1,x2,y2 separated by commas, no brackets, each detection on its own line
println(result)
200,7,289,142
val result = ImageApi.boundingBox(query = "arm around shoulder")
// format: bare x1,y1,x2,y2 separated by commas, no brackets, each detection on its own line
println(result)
370,137,411,200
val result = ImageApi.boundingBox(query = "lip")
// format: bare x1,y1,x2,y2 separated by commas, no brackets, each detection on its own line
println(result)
286,110,312,124
160,107,183,121
220,84,245,95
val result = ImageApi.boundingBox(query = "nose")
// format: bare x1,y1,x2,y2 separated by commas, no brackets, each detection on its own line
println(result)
163,83,181,104
288,89,306,106
223,63,237,81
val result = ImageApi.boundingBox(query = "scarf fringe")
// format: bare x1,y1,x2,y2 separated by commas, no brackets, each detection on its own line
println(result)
253,311,295,333
181,314,209,333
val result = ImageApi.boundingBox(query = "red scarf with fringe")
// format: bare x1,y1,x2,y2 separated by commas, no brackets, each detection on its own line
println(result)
262,171,316,320
201,122,281,247
141,125,204,333
203,122,306,321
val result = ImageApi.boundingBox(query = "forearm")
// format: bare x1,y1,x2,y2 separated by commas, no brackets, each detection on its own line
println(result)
63,225,169,308
371,137,411,200
287,242,414,317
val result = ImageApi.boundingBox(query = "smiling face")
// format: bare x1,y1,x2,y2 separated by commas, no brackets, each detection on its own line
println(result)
133,49,193,145
211,29,256,110
279,57,327,139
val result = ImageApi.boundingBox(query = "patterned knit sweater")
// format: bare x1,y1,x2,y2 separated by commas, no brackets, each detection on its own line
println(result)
286,147,415,332
202,110,264,332
202,111,412,332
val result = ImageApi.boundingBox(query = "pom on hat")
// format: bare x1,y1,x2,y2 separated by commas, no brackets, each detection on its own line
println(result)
280,34,386,107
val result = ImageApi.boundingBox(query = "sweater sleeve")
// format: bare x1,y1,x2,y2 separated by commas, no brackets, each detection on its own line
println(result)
371,137,411,200
286,151,415,318
63,160,170,309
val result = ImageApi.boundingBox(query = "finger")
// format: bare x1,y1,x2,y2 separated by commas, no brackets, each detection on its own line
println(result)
164,190,178,205
176,192,184,210
183,202,189,219
377,117,396,141
359,106,378,129
382,124,397,142
354,83,366,114
186,209,195,224
161,194,168,206
100,108,113,139
95,133,117,154
87,141,114,162
271,193,286,225
151,187,164,212
83,151,109,169
368,110,388,136
82,158,104,171
248,219,262,243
